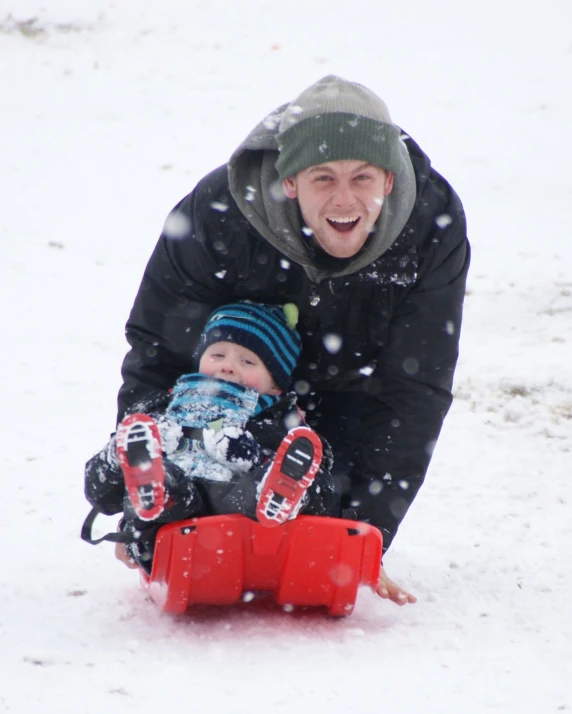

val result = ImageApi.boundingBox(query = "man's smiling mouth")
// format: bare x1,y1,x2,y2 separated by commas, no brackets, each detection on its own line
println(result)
326,216,360,233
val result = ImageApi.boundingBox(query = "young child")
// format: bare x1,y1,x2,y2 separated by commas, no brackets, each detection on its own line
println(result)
83,302,337,571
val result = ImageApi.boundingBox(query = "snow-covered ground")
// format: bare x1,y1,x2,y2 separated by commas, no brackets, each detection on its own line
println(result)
1,1,571,712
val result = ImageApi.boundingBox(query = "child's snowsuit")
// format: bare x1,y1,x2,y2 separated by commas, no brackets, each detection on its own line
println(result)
84,374,337,570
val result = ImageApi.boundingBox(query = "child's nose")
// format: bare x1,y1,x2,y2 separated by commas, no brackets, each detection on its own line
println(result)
216,359,242,385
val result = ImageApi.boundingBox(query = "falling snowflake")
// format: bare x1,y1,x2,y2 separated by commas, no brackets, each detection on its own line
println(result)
435,213,453,228
163,212,191,239
403,357,419,375
323,333,342,354
368,480,382,495
210,201,229,213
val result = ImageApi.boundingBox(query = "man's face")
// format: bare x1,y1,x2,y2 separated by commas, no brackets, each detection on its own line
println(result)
282,160,394,259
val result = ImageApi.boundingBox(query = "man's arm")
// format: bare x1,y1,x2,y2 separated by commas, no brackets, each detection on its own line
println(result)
117,168,242,421
351,201,470,551
118,231,217,420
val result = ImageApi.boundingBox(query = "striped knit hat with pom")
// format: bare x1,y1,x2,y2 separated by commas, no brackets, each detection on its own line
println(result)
194,302,301,393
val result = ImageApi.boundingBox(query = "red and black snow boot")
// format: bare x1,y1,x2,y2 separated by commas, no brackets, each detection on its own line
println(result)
256,426,323,527
116,414,166,521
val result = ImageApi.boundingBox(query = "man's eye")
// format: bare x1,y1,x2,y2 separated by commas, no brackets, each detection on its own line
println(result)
355,174,372,181
315,175,333,182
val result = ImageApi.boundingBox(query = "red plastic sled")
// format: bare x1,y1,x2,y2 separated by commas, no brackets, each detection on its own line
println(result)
140,515,382,617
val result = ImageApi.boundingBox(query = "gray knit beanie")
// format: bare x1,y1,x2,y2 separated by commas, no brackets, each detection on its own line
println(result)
275,75,402,180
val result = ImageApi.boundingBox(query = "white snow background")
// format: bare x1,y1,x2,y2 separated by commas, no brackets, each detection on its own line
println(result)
1,1,571,712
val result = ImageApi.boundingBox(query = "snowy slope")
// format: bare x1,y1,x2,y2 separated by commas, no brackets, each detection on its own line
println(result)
1,1,571,712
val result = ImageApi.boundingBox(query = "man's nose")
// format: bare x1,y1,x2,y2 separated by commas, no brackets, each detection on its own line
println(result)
332,181,355,207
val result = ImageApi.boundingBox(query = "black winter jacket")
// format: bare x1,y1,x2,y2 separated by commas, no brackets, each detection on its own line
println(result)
118,133,469,551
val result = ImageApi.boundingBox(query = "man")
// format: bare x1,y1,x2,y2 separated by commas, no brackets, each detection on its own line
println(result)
118,75,470,605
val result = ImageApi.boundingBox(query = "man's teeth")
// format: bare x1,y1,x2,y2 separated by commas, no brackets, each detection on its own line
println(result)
328,217,358,224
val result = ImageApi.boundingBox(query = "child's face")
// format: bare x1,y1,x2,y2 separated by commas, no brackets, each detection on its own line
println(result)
199,342,281,396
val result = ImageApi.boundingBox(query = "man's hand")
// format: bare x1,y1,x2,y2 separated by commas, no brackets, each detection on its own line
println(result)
375,564,417,605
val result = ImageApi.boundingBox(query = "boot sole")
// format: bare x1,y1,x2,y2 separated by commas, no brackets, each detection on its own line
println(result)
256,426,322,527
116,414,166,521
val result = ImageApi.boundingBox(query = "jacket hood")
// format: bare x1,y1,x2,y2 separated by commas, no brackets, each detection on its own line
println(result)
228,102,417,283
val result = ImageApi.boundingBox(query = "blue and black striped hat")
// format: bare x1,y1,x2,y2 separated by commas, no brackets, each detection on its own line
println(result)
194,302,301,392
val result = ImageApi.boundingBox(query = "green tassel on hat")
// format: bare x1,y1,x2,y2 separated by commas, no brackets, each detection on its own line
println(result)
283,303,299,329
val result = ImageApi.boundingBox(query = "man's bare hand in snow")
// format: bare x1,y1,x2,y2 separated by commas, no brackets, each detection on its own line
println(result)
376,564,417,605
